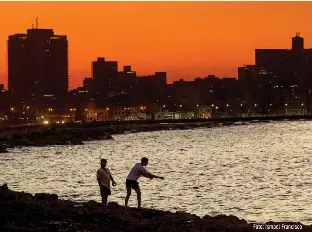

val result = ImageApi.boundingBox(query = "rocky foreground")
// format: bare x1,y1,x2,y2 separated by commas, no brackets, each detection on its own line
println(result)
0,184,310,232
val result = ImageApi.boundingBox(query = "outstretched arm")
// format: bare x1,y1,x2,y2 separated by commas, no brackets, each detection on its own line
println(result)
142,172,164,180
151,174,164,180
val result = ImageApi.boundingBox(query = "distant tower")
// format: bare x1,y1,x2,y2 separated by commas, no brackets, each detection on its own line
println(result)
292,32,304,49
7,26,68,101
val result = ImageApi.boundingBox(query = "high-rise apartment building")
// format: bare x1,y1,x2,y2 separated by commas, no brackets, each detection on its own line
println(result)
255,33,312,86
92,57,118,94
8,26,68,102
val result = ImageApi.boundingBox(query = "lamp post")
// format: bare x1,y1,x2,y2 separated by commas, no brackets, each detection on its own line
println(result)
226,104,229,118
240,103,243,117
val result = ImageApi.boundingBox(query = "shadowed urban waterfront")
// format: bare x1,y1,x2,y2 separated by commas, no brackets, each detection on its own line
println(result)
1,121,311,224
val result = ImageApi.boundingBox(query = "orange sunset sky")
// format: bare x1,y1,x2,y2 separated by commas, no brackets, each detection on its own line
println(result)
0,1,311,89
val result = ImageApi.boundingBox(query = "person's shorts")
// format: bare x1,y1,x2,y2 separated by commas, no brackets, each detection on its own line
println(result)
126,179,139,189
100,185,111,196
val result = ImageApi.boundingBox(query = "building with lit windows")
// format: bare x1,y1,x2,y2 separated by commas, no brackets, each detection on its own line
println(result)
92,57,118,95
255,33,312,86
117,65,137,92
8,25,68,103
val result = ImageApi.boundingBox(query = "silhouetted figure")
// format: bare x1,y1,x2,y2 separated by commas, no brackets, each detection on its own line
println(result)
125,157,164,208
97,159,117,206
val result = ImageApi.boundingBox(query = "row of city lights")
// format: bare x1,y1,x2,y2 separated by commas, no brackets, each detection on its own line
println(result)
8,103,306,114
163,103,306,108
85,107,147,111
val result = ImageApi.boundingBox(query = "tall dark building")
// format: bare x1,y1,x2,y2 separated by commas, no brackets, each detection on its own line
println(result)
117,66,137,91
254,33,312,113
292,32,304,50
135,72,167,104
92,57,118,95
255,33,312,85
8,26,68,102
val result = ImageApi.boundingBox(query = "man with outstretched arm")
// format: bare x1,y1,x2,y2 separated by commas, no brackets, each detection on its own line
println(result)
125,157,164,208
97,159,117,206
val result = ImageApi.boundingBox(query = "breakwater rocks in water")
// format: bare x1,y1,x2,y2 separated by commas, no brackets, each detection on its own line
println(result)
0,120,277,152
0,128,113,150
0,184,310,232
105,121,251,134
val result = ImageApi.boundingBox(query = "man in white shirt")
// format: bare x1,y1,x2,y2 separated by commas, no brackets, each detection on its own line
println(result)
97,159,117,206
125,157,164,208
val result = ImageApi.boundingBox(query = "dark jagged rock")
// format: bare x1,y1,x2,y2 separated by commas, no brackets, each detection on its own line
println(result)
0,143,8,153
34,193,58,201
0,120,288,150
0,185,311,232
1,127,113,149
0,183,8,190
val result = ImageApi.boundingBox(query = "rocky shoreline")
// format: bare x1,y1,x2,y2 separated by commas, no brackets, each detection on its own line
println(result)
0,184,309,232
0,120,261,152
0,127,114,152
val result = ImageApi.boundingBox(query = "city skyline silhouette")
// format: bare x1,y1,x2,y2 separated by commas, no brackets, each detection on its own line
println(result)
0,1,310,89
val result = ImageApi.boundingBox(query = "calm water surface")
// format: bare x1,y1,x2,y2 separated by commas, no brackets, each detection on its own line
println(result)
1,121,312,224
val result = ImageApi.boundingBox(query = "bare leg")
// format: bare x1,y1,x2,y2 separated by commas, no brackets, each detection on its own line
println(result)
125,187,131,207
134,187,141,208
102,194,108,207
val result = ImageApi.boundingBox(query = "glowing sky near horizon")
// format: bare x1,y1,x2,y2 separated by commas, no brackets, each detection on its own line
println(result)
0,1,310,89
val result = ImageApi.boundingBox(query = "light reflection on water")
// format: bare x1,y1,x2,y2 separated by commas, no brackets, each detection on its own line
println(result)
1,121,312,224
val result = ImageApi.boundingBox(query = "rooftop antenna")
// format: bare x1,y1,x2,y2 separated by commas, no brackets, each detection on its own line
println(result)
32,23,34,29
35,17,38,29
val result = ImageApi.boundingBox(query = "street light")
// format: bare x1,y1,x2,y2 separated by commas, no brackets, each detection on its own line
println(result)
215,106,219,118
226,104,230,118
